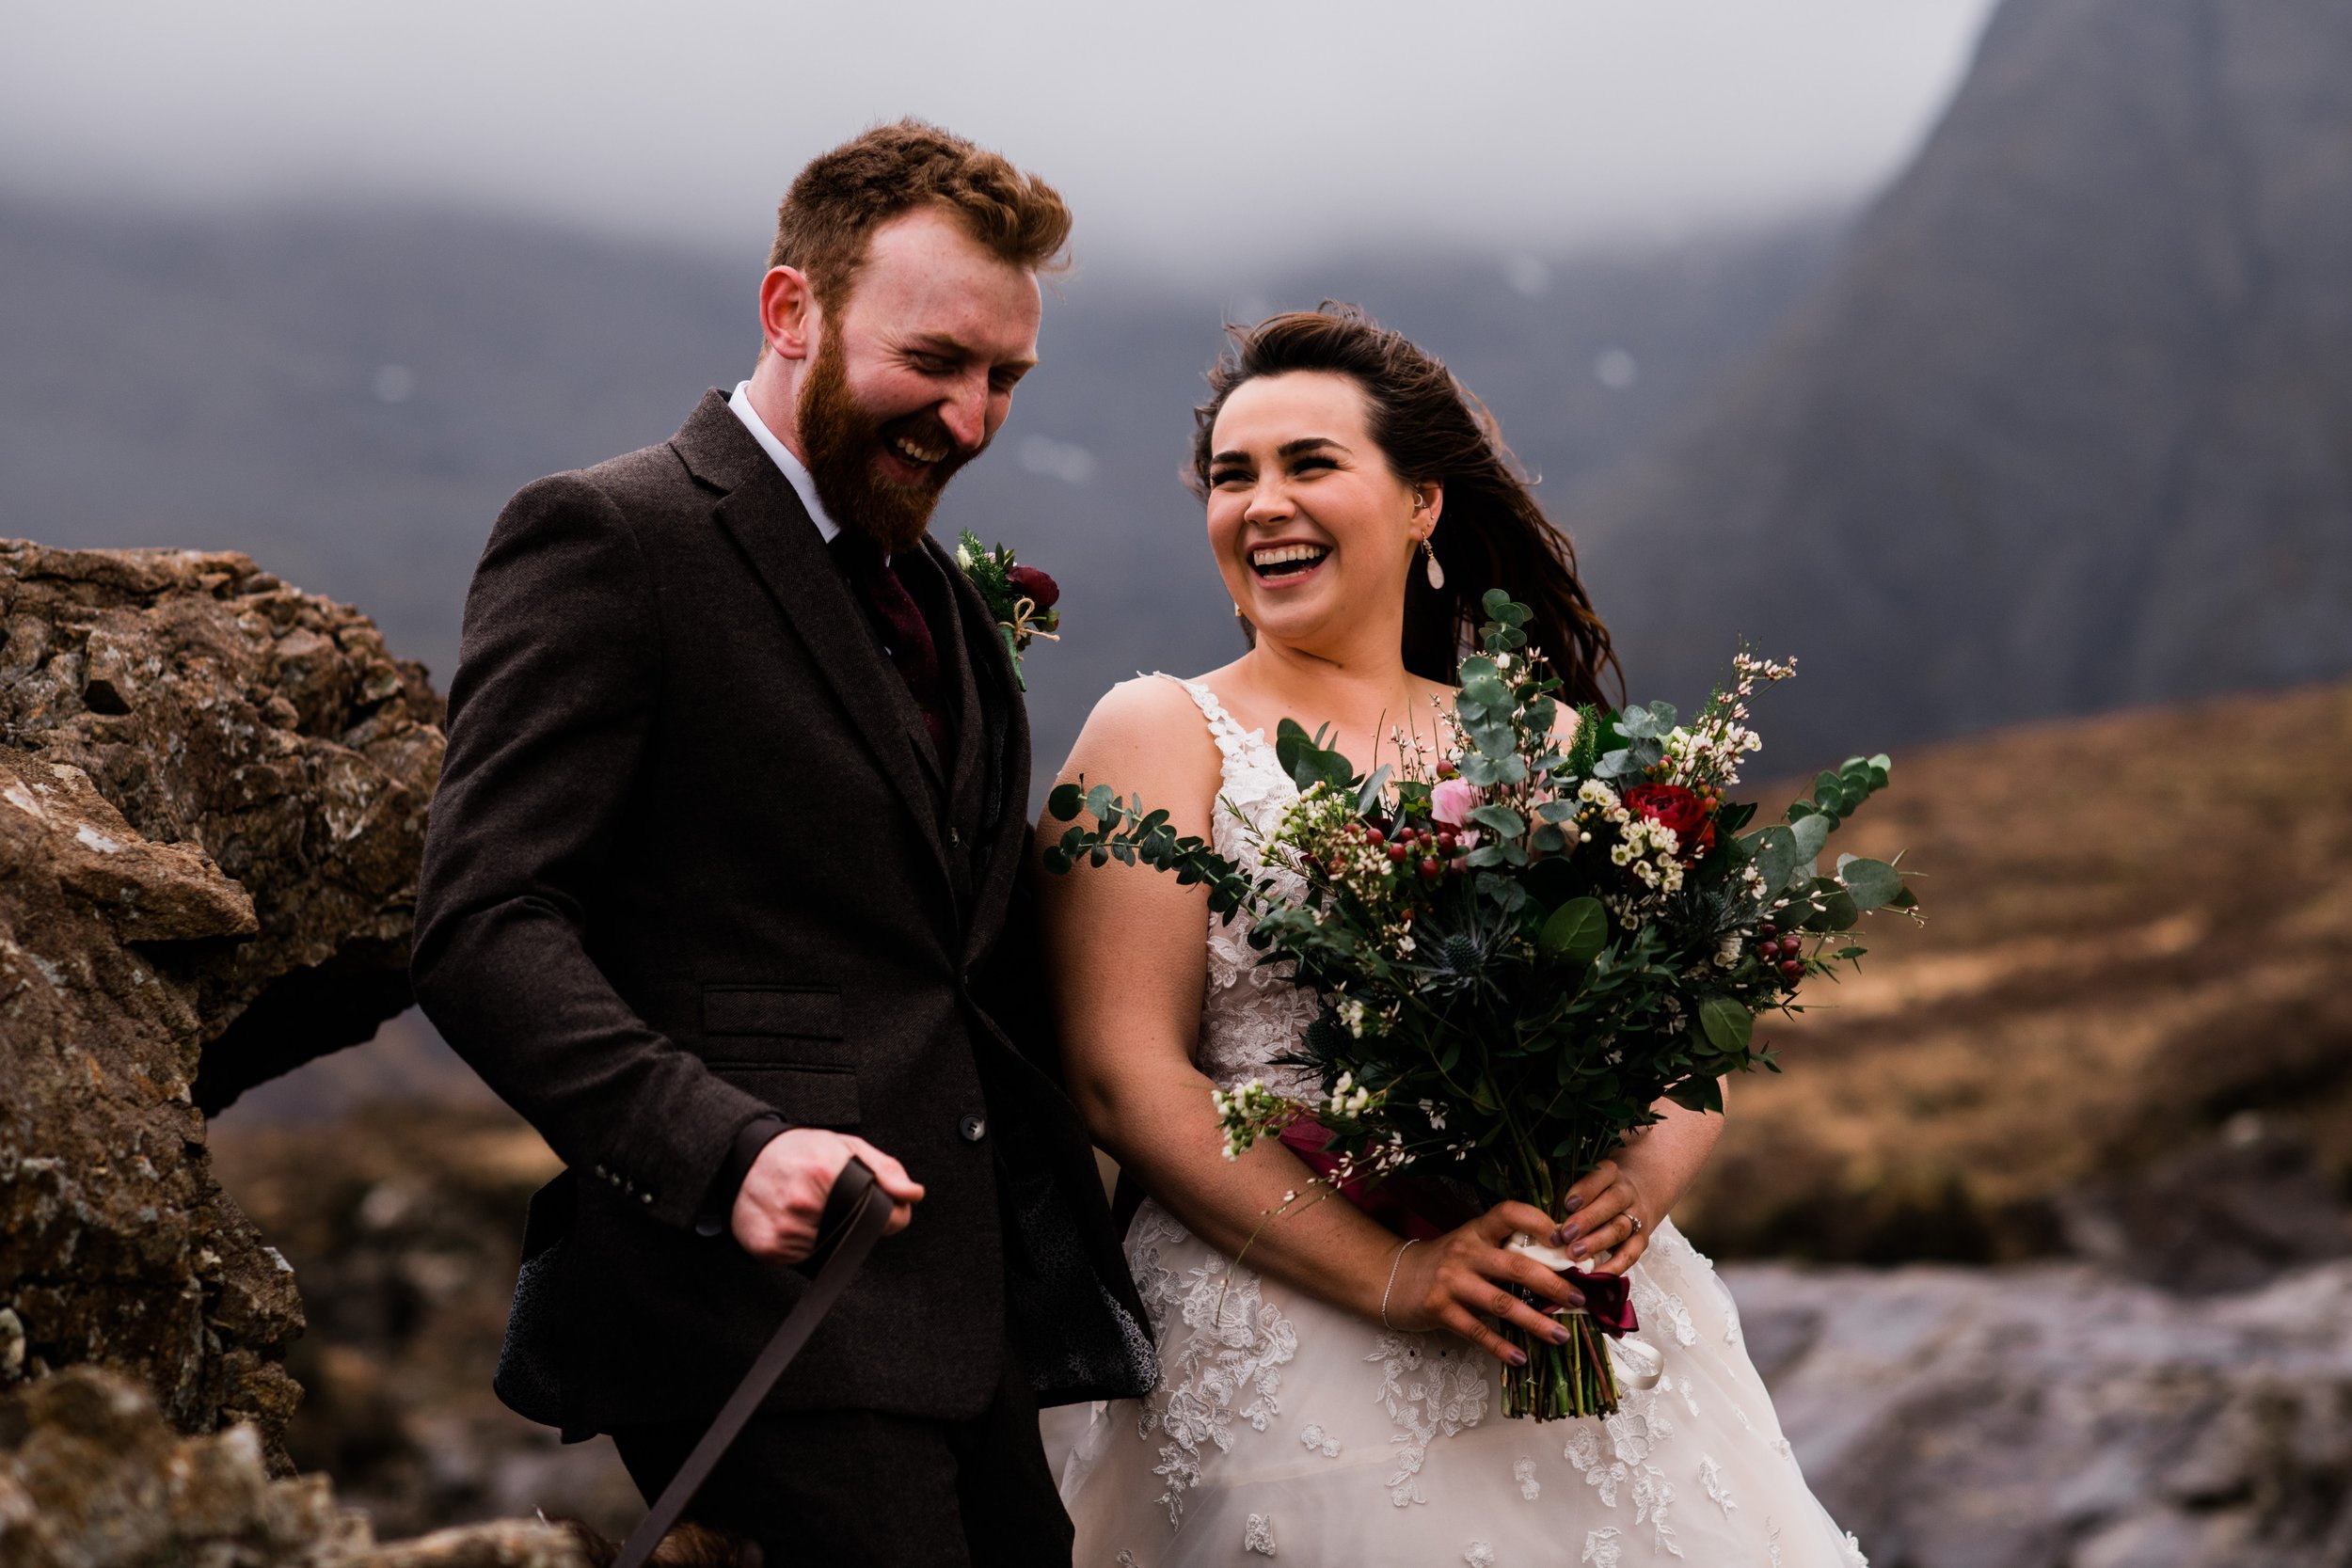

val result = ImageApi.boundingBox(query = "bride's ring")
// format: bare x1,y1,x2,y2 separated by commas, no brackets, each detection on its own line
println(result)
1628,1213,1645,1236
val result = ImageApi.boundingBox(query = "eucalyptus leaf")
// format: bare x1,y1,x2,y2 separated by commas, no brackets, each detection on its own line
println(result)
1837,857,1905,911
1618,701,1677,740
1698,996,1753,1051
1465,676,1513,712
1788,813,1831,863
1469,804,1526,838
1747,825,1802,897
1538,897,1609,964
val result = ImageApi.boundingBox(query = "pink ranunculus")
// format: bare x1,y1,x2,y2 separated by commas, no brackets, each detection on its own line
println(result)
1431,778,1479,828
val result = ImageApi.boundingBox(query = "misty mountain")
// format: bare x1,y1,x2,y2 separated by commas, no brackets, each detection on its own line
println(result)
1566,0,2352,763
0,195,1840,774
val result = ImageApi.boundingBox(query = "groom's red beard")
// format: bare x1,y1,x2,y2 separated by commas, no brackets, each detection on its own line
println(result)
796,330,981,554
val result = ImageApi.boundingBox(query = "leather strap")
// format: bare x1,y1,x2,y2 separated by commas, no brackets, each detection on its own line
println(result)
612,1158,890,1568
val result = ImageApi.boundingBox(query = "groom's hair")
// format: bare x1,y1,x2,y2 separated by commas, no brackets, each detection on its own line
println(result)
769,119,1071,310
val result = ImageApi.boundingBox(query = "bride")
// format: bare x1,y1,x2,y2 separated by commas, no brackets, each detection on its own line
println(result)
1038,306,1867,1565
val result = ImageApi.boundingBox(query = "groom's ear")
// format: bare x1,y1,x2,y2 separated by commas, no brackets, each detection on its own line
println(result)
758,265,821,363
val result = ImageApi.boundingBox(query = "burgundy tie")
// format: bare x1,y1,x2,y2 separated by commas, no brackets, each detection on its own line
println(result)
831,531,951,760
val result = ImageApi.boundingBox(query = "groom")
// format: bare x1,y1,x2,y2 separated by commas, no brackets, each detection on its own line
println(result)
412,120,1143,1564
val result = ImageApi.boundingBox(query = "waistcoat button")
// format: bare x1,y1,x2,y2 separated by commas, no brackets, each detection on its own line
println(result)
958,1114,986,1143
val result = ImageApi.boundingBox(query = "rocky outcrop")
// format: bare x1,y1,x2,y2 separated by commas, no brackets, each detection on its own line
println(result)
1730,1257,2352,1568
0,541,443,1461
0,1365,586,1568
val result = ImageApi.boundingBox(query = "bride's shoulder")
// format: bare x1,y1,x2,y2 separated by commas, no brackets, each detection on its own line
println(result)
1078,672,1210,742
1057,674,1223,800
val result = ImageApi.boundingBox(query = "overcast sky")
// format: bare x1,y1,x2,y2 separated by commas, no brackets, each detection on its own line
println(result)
5,1,2001,275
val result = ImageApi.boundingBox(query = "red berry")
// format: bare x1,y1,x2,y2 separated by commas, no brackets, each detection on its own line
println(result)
1366,828,1384,847
1758,924,1777,940
1437,830,1458,851
1420,857,1441,879
1779,959,1803,979
1388,843,1409,863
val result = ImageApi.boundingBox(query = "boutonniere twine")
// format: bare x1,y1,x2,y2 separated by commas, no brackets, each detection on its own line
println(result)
956,530,1060,691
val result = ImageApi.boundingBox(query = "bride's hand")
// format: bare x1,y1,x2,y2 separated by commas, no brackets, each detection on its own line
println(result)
1557,1158,1653,1277
1386,1201,1593,1367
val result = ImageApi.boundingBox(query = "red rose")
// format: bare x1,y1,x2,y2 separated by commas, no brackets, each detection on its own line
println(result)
1620,783,1716,861
1006,563,1060,610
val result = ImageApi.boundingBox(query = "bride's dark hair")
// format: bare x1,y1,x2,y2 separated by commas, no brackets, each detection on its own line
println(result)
1188,304,1623,709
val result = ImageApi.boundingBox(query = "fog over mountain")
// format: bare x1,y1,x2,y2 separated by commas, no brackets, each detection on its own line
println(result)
7,0,2348,788
0,197,1840,776
1568,0,2352,761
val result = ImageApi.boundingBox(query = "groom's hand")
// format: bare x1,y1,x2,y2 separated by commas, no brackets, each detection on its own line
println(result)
731,1129,924,1263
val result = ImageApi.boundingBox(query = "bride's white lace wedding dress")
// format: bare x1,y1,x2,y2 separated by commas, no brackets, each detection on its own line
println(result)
1055,678,1867,1567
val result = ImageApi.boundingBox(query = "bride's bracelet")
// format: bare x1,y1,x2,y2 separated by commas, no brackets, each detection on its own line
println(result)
1379,1238,1421,1329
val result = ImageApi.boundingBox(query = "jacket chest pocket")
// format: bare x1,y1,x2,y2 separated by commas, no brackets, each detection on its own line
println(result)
701,984,859,1127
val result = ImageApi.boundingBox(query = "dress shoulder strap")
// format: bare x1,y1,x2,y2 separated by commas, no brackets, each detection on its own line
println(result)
1150,672,1254,762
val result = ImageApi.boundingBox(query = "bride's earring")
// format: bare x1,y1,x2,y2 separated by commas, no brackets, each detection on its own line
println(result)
1412,491,1446,592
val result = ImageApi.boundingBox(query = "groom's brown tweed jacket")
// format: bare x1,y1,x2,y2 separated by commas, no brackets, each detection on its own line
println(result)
413,390,1136,1434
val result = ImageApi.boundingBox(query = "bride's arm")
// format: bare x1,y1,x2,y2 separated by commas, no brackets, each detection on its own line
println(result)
1038,678,1583,1365
1573,1093,1726,1276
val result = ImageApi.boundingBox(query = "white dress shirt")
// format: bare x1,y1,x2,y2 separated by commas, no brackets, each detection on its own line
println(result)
727,379,845,546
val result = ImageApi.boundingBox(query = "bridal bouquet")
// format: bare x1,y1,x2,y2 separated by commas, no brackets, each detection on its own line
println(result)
1042,592,1917,1420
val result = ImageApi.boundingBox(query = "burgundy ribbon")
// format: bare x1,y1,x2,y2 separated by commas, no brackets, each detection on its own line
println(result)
1278,1118,1642,1338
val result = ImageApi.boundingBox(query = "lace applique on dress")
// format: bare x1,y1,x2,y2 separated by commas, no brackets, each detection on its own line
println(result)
1565,1423,1628,1506
1130,1203,1193,1346
1300,1423,1342,1458
1581,1526,1624,1567
1565,1381,1683,1553
1367,1332,1489,1507
1514,1457,1541,1500
1698,1453,1737,1517
1630,1273,1700,1349
1138,1240,1300,1528
1631,1465,1682,1557
1244,1513,1277,1556
1157,676,1321,1101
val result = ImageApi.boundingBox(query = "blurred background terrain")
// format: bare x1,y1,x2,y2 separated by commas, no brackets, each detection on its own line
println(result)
6,0,2351,1562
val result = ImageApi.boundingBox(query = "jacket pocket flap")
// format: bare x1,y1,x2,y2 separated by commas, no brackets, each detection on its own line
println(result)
703,985,844,1039
708,1063,861,1128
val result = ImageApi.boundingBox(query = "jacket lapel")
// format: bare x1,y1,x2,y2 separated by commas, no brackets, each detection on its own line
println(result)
671,391,951,884
926,538,1033,969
